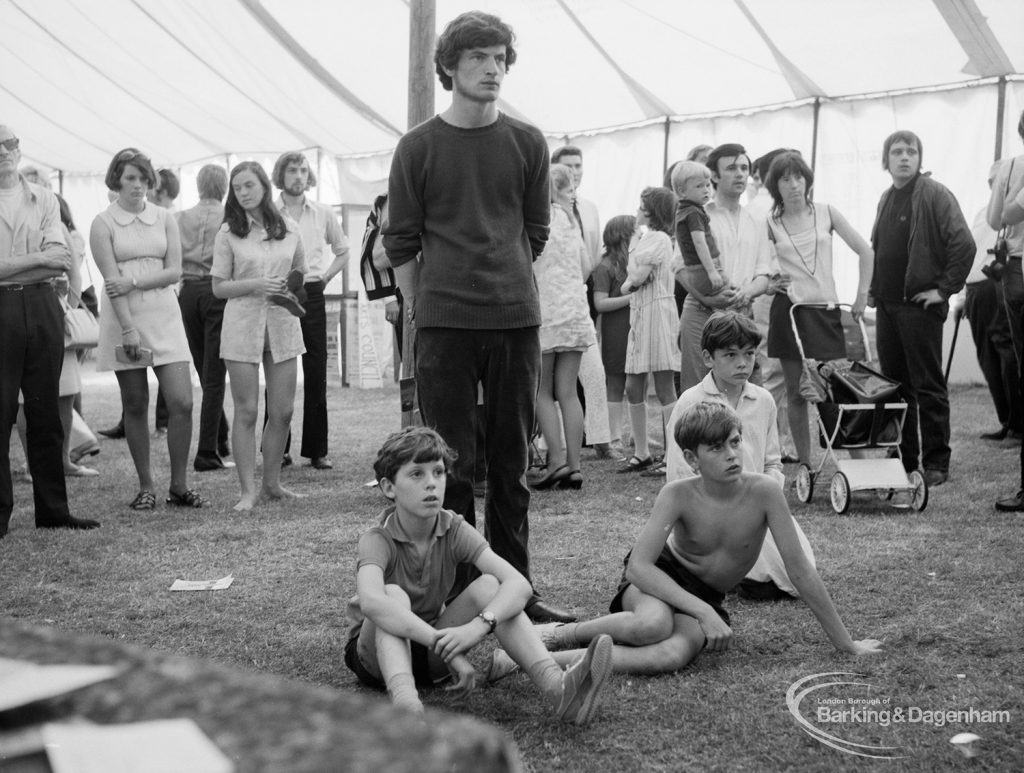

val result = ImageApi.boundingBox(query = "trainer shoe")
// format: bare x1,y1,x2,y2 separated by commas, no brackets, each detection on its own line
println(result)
485,648,520,683
555,634,613,725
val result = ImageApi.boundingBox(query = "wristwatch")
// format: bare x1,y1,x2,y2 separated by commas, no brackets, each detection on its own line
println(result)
477,611,497,634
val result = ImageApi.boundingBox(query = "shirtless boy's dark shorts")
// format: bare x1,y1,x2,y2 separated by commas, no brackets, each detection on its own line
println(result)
610,545,731,626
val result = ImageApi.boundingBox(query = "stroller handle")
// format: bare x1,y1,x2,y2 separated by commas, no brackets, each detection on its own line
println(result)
787,301,873,364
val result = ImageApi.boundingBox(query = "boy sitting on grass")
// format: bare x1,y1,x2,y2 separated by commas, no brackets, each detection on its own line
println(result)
664,311,816,600
345,427,613,724
492,402,880,679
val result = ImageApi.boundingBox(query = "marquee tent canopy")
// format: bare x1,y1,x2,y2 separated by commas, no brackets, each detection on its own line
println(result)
6,0,1022,175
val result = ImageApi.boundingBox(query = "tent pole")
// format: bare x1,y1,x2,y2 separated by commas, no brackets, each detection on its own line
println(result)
662,117,670,178
408,0,436,130
57,169,63,196
995,76,1007,161
810,98,821,172
316,147,323,203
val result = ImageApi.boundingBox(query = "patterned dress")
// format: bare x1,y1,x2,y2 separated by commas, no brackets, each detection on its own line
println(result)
625,229,680,373
534,206,597,354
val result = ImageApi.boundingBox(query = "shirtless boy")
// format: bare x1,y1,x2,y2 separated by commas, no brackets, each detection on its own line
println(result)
493,402,881,677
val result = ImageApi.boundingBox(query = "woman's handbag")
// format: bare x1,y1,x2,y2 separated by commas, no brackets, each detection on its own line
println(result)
63,299,99,349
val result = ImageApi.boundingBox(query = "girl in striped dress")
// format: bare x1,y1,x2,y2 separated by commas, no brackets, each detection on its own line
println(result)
619,187,679,472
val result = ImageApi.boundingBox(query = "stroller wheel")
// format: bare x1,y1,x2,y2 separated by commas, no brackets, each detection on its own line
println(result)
830,472,851,515
907,470,928,512
795,464,814,504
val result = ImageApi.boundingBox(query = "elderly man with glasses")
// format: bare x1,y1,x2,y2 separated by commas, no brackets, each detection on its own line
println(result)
0,126,100,536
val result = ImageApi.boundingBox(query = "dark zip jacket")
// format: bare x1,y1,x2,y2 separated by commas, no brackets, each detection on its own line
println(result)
869,172,975,317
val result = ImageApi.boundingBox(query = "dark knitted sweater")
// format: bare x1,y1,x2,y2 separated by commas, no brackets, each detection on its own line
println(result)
383,114,550,329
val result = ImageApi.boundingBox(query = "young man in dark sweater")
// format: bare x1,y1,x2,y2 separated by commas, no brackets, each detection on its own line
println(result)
383,11,574,623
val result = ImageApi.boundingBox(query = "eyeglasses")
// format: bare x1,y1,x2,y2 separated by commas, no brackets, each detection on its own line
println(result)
0,138,19,152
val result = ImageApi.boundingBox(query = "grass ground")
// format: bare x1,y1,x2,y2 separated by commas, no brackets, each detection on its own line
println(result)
2,365,1022,772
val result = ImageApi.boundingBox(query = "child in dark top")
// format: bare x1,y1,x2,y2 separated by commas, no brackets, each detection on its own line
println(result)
345,426,613,723
671,160,733,297
592,215,636,453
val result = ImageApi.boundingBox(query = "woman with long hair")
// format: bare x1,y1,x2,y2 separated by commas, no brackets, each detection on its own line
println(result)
90,148,202,510
212,161,307,511
530,164,596,490
618,187,679,472
764,151,873,471
592,215,636,455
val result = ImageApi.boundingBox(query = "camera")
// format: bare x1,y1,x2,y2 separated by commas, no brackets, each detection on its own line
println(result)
989,237,1009,265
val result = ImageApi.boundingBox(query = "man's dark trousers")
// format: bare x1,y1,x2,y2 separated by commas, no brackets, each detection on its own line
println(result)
287,280,329,459
875,298,950,474
178,277,229,455
416,326,540,586
0,284,71,531
964,278,1021,434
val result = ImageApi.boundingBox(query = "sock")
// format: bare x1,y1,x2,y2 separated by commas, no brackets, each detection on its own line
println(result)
629,402,649,459
607,402,623,443
525,658,565,707
662,404,677,453
385,673,423,714
553,622,579,648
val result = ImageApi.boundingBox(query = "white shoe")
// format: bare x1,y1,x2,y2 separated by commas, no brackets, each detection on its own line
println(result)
486,647,520,683
556,634,614,725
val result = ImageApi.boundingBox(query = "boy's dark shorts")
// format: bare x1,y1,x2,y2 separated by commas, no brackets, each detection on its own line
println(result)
344,627,440,690
610,546,731,627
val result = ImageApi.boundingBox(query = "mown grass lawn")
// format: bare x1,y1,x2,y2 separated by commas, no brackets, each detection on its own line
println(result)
2,366,1022,772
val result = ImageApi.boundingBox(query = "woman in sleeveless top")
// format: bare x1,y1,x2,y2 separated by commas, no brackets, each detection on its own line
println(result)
90,149,202,511
764,151,874,469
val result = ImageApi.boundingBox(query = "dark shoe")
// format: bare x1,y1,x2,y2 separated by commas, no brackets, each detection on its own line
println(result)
525,599,578,623
980,428,1008,441
999,431,1022,448
37,515,100,531
617,455,652,473
310,456,334,470
640,461,667,478
194,453,227,472
529,464,570,491
167,488,205,508
557,470,583,490
97,422,125,439
781,454,799,464
69,442,100,464
269,291,306,318
129,490,156,510
281,453,293,467
923,469,948,487
995,490,1024,512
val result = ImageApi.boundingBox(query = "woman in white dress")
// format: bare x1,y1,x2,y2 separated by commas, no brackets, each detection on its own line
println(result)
619,187,680,472
212,162,306,511
530,164,596,490
90,148,201,510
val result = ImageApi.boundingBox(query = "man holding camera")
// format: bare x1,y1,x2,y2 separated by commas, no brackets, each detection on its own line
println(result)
989,111,1024,512
870,130,974,489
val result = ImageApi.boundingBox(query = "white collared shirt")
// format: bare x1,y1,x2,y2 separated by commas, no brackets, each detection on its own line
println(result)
276,195,349,281
665,372,784,487
706,199,772,288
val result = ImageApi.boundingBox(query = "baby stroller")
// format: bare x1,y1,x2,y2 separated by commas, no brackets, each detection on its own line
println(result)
790,303,928,514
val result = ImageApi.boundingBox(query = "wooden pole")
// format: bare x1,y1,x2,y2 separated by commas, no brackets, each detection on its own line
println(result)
408,0,436,130
995,76,1007,161
810,97,821,173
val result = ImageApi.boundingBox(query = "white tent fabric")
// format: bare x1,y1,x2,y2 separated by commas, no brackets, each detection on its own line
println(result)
4,0,1023,381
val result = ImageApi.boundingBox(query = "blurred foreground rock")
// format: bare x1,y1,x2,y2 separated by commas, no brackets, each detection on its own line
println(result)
0,618,521,772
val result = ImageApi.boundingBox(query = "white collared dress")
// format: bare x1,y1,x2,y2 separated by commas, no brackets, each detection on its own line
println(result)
93,202,191,371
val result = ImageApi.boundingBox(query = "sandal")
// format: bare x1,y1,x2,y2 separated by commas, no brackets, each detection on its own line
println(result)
557,470,583,490
640,461,667,478
129,490,156,510
166,488,205,508
617,456,652,473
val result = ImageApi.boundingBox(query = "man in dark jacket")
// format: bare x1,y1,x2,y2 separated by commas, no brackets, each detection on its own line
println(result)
870,130,974,488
